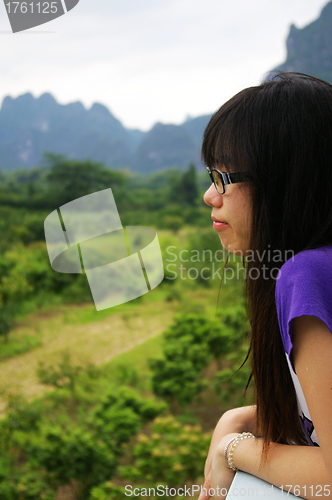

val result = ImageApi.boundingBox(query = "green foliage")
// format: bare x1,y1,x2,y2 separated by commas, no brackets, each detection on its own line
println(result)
0,206,48,252
180,163,199,206
0,241,92,341
0,466,55,500
185,227,229,287
0,451,55,499
0,161,212,337
111,363,142,388
168,163,199,206
0,244,35,340
148,305,250,408
37,351,84,397
162,227,240,289
0,380,167,499
164,286,182,302
30,424,117,494
0,159,254,498
162,215,183,233
149,312,234,405
89,415,211,499
45,153,127,206
212,305,252,405
0,306,12,342
0,243,68,301
0,299,252,499
213,344,251,406
89,481,128,500
0,331,42,361
5,394,43,434
121,415,209,497
89,386,168,444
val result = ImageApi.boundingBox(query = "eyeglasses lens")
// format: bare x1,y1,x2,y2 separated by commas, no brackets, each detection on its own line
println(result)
212,171,225,194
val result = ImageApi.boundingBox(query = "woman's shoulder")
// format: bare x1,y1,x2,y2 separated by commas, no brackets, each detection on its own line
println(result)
275,245,332,357
277,245,332,282
275,245,332,311
275,245,332,376
275,245,332,329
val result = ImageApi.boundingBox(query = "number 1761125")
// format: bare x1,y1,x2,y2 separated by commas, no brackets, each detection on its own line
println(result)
5,2,58,14
279,485,331,497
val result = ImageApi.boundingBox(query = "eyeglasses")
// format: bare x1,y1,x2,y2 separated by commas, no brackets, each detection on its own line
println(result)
206,166,251,194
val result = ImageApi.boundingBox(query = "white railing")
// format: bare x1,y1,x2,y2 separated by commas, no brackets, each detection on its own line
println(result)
226,472,300,499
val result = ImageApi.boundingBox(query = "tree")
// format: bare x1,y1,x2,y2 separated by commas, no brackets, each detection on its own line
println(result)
162,215,184,233
45,153,127,205
37,351,84,399
90,415,212,500
26,386,167,498
31,425,117,497
180,163,199,206
149,313,231,406
0,307,12,343
0,249,33,341
167,164,199,206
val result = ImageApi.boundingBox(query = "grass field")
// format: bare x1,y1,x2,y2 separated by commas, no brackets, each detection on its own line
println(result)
0,227,246,416
0,292,171,405
0,280,244,407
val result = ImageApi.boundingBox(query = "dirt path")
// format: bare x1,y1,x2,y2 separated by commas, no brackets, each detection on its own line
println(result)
0,301,175,404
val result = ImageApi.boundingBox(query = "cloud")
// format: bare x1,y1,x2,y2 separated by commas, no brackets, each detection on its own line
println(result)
0,0,328,129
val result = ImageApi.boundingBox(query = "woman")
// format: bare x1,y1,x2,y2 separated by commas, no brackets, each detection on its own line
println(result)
199,72,332,500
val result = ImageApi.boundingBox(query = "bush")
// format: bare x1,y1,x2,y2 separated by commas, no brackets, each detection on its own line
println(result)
89,481,130,500
90,415,211,499
90,386,168,447
120,415,210,495
29,424,117,495
149,313,231,406
0,456,55,500
149,306,250,407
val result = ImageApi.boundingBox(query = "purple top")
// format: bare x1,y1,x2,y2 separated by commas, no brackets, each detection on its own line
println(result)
275,245,332,446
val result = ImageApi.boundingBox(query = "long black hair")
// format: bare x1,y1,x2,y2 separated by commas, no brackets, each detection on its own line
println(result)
202,72,332,446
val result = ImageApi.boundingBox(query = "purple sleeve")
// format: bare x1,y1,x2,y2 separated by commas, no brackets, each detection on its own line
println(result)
275,247,332,372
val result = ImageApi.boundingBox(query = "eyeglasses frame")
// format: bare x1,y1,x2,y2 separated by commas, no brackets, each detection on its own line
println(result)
206,166,251,194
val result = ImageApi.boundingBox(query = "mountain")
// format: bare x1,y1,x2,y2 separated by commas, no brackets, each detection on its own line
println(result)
133,115,211,173
273,1,332,83
0,92,210,173
1,1,332,174
0,92,135,171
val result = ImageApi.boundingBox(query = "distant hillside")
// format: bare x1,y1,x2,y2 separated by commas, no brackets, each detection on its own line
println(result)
0,92,210,173
134,116,211,173
274,1,332,83
0,92,138,172
2,1,331,174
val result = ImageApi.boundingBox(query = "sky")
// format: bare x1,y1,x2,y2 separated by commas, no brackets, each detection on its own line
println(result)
0,0,329,130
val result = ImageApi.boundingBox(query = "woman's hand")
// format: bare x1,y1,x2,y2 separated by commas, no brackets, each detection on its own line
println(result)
198,433,239,500
198,407,256,500
203,406,256,480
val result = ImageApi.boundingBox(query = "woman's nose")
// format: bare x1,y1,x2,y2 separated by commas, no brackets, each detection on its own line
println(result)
203,184,223,208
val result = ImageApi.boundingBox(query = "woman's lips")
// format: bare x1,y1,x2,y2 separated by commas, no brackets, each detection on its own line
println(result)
213,221,229,230
212,216,229,230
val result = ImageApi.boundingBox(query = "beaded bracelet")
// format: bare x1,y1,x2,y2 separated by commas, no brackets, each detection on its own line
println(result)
224,432,255,471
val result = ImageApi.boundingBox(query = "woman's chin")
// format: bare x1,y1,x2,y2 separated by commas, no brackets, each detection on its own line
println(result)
220,239,247,256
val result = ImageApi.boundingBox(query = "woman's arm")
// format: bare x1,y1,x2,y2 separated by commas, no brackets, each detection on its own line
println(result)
211,433,329,500
200,405,257,498
206,315,332,500
292,315,332,477
204,406,257,477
